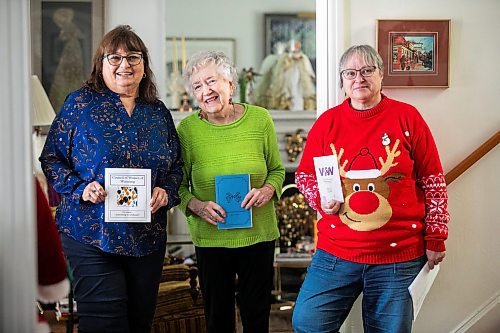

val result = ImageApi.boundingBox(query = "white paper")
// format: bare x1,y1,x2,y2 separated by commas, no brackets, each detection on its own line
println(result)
104,168,151,223
408,263,440,320
313,155,344,203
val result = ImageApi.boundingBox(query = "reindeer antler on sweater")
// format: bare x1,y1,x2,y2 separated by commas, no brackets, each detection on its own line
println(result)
379,139,401,176
330,143,347,178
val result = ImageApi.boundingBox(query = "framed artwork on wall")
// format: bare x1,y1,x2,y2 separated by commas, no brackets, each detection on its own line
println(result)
376,19,450,88
264,13,316,73
31,0,105,112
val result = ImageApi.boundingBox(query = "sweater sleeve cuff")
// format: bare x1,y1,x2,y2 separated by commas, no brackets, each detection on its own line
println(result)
265,182,281,200
178,192,195,217
426,240,446,252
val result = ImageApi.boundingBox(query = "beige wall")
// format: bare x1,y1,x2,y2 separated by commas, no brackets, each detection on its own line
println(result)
341,1,500,331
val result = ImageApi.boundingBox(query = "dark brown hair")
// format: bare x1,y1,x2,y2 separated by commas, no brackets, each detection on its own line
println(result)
85,25,158,102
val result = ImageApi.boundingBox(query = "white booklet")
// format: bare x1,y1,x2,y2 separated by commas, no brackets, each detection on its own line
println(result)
313,155,344,203
104,168,151,223
408,263,440,319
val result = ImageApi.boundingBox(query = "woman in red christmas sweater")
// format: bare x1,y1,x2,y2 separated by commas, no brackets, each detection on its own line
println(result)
292,45,449,333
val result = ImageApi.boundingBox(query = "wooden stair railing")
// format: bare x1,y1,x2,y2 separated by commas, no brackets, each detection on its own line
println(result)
445,130,500,185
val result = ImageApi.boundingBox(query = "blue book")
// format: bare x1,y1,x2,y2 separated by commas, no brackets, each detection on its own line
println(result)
215,174,252,229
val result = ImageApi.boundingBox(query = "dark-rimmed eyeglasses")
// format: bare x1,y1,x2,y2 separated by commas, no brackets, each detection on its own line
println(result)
102,53,143,66
341,66,377,80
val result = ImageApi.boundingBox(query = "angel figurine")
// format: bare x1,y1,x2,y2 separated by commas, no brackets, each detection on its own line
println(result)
254,40,316,111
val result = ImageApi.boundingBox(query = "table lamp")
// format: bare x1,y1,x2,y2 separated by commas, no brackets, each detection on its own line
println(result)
32,75,55,132
32,75,55,177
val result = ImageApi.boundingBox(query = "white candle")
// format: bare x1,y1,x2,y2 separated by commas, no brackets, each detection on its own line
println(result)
181,33,187,71
172,37,178,75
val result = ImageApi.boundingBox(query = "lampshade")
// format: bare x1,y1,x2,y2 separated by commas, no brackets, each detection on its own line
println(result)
32,75,56,127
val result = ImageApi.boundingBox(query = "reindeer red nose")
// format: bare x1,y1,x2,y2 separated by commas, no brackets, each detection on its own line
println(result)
349,191,379,214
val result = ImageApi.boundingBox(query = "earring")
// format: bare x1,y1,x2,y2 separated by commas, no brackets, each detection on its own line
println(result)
143,73,146,78
229,97,233,105
198,110,207,120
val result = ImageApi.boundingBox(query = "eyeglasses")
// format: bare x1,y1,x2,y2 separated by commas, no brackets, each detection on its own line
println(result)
341,66,377,80
103,53,143,66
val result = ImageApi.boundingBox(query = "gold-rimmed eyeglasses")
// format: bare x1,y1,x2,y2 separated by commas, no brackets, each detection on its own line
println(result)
341,66,377,80
103,53,143,66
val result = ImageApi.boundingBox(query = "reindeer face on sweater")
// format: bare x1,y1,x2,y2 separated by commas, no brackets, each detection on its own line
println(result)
331,140,403,231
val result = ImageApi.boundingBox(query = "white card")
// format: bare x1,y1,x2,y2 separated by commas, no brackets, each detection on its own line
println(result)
104,168,151,223
409,263,440,320
313,155,344,203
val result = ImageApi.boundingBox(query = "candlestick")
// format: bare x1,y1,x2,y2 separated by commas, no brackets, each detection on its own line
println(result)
181,33,187,71
172,37,178,75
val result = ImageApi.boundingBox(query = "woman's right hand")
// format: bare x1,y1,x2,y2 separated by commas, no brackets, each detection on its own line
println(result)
82,181,107,204
320,199,341,215
188,198,226,226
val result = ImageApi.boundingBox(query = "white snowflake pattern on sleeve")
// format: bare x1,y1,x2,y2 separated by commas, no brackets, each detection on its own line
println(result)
418,173,450,237
295,171,320,211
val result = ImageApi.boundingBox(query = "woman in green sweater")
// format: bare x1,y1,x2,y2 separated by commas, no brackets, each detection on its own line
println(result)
177,50,285,333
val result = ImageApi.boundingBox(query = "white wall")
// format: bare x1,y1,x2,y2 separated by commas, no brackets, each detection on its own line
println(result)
165,0,316,73
105,0,167,102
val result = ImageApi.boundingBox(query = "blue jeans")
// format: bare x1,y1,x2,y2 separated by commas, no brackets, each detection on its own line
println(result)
61,234,166,333
292,249,426,333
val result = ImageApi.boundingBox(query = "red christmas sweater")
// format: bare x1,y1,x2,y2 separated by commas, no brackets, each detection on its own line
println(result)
296,96,449,264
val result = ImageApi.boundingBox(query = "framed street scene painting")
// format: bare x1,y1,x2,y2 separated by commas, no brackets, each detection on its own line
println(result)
377,19,450,87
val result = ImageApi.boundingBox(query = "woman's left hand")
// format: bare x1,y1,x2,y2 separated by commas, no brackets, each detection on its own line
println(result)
426,249,446,270
150,187,168,214
242,184,275,209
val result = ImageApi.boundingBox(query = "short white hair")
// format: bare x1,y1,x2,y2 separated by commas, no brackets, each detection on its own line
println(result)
182,50,239,95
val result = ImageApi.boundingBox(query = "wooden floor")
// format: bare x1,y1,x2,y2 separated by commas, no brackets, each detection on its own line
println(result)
46,303,294,333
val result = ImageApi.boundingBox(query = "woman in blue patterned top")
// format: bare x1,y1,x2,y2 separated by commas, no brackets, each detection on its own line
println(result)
40,25,183,333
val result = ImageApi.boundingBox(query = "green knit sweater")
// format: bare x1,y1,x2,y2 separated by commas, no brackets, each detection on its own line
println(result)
176,103,285,247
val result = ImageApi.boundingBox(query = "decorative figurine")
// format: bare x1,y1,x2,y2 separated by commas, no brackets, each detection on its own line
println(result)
179,91,193,112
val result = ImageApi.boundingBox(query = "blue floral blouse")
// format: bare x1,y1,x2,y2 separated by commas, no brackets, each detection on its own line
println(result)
40,87,183,256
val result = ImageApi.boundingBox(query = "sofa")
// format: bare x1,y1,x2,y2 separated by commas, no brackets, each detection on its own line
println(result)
152,259,206,333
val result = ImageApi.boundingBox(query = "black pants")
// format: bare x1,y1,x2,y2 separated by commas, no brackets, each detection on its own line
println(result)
195,240,276,333
61,234,166,333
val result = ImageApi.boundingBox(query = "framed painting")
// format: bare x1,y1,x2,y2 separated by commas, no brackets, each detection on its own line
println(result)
264,13,316,73
31,0,105,112
376,19,450,88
